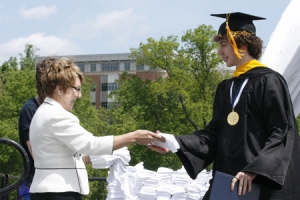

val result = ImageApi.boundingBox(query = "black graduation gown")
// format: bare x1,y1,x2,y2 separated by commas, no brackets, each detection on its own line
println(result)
175,67,300,200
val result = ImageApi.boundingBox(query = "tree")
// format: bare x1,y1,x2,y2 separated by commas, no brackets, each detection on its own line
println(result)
129,25,226,132
0,44,40,188
0,57,18,73
181,24,224,127
19,44,39,71
128,25,227,131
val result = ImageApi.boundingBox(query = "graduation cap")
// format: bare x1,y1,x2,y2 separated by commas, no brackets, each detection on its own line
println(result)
211,12,266,35
211,12,266,59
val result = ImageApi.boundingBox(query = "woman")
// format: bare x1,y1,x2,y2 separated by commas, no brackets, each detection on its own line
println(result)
29,57,164,200
149,12,300,200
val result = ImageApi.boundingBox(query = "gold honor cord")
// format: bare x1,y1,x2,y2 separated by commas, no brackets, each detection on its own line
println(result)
227,79,249,125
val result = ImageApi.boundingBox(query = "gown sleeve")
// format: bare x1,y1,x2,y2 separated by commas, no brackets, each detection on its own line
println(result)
242,72,297,190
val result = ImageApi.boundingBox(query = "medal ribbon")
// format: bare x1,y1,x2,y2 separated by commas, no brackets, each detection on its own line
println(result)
230,79,248,109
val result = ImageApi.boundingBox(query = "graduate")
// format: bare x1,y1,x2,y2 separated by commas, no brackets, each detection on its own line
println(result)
149,12,300,200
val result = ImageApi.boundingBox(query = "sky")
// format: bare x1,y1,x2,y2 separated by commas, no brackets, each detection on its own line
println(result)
0,0,292,66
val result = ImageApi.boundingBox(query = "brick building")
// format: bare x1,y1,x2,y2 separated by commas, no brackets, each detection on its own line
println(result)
35,53,167,109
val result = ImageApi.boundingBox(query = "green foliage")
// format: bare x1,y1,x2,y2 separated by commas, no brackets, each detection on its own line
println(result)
19,44,39,70
0,49,37,179
0,57,18,73
128,25,226,132
0,118,21,173
0,69,36,118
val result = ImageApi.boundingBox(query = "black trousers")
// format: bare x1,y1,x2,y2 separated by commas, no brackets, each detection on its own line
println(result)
31,192,81,200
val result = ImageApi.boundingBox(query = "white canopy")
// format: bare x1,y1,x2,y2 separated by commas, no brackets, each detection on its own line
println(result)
261,0,300,117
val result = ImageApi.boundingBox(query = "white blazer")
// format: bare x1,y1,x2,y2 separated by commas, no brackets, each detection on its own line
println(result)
29,97,114,195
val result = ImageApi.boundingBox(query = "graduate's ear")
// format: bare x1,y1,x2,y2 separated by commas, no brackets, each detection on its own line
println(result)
238,45,248,57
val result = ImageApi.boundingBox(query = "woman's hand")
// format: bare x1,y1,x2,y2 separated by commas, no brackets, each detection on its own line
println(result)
133,129,166,146
231,171,257,195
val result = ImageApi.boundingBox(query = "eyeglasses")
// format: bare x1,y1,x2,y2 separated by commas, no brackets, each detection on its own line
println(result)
70,86,82,93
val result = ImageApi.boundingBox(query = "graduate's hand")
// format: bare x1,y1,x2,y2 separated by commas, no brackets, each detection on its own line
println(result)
147,144,170,154
230,171,257,196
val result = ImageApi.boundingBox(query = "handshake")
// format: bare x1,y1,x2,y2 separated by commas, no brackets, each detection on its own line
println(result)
149,132,180,153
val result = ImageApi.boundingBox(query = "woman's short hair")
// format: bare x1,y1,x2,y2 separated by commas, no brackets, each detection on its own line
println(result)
36,57,56,102
214,33,263,60
42,57,84,97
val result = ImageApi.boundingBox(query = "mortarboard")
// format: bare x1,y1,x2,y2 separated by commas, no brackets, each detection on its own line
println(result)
210,12,266,59
211,12,266,35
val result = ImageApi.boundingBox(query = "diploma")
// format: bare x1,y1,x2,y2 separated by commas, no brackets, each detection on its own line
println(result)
152,133,180,153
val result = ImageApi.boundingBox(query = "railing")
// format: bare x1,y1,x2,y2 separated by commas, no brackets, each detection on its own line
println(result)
88,177,106,182
0,174,20,200
0,138,30,199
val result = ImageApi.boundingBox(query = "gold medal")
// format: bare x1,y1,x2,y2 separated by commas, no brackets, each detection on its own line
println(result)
228,79,248,126
227,111,239,125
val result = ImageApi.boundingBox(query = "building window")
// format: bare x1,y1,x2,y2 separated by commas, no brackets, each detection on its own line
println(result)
102,62,109,71
136,64,144,71
124,62,130,71
110,62,119,71
101,102,108,108
101,82,118,91
102,83,108,91
91,63,96,72
108,82,118,91
91,83,96,92
77,63,85,72
101,62,119,71
101,102,118,110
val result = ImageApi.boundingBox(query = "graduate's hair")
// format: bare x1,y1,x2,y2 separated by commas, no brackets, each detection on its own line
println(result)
42,57,84,98
214,34,263,60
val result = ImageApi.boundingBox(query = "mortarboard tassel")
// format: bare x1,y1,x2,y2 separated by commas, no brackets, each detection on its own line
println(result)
225,13,243,59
